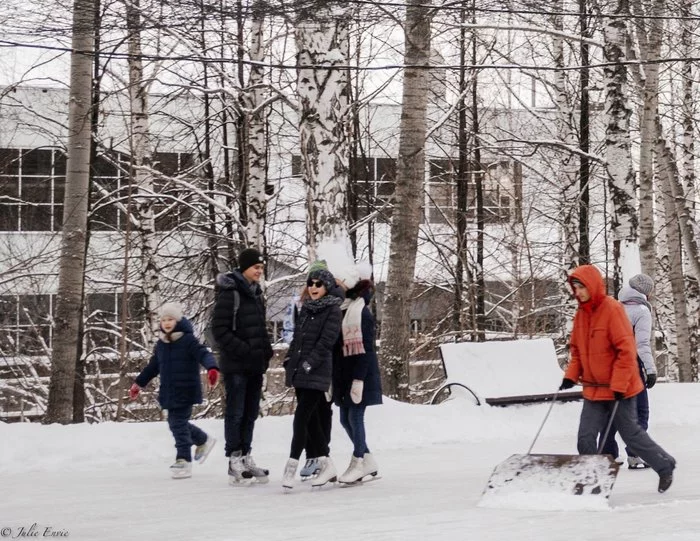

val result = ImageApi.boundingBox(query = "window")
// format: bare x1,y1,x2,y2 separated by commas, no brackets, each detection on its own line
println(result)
0,148,66,232
0,292,146,356
90,151,195,231
291,155,396,223
0,148,196,233
348,156,396,223
0,295,53,356
426,159,513,225
90,151,129,231
85,292,146,351
152,152,195,230
427,160,455,224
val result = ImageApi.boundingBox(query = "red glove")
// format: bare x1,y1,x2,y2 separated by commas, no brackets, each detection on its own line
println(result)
207,368,219,388
129,383,141,400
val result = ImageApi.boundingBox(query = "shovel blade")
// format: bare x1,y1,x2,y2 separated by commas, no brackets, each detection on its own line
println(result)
478,454,620,511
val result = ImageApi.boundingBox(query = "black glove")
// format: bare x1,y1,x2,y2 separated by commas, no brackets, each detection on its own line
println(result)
646,373,657,389
302,361,312,374
614,391,625,401
559,378,576,391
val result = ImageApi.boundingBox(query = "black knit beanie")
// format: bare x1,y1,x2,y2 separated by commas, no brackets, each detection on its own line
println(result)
238,248,264,272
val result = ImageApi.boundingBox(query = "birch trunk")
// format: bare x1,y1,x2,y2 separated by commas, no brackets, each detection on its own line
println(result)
680,0,699,374
654,189,675,381
656,123,700,286
657,132,694,381
453,3,468,334
553,0,579,345
295,4,350,254
603,0,638,285
578,0,591,264
126,0,159,339
633,0,663,279
378,0,431,401
244,2,267,250
680,0,696,218
657,125,698,380
553,5,578,268
45,0,95,423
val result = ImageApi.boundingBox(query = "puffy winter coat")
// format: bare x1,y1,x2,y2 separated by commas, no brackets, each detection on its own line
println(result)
212,271,273,375
564,265,644,401
284,296,342,392
135,318,218,409
618,285,656,377
333,300,383,407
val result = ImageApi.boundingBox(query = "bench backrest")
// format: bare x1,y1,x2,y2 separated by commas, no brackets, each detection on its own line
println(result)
438,338,563,400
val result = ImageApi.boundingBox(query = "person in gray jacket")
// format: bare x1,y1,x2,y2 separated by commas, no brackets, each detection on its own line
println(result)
281,265,342,490
600,273,657,468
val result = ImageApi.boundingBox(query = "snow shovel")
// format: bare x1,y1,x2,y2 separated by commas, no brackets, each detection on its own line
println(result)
478,389,621,510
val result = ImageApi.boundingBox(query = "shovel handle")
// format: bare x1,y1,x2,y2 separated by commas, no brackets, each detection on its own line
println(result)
596,400,620,455
527,388,562,455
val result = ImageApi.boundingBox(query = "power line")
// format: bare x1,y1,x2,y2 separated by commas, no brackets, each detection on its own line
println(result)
0,38,696,73
333,0,700,21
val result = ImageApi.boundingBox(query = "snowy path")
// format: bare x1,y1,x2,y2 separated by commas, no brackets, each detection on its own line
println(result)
5,385,700,541
3,427,699,541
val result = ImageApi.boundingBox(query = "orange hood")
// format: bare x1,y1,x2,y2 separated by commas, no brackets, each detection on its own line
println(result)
568,264,606,311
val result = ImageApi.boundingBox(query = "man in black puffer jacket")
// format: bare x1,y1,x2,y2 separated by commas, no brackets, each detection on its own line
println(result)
212,247,273,485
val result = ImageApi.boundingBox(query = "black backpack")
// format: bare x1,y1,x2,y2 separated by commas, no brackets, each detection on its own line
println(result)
204,288,240,357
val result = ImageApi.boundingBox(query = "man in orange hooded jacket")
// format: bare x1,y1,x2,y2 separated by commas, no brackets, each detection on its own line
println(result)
559,265,675,493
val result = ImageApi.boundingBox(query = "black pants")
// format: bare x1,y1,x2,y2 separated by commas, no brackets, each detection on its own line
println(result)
290,388,329,460
306,398,332,458
223,372,263,456
167,405,207,461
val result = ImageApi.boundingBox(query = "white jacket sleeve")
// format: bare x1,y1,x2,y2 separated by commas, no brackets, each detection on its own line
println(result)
634,306,656,375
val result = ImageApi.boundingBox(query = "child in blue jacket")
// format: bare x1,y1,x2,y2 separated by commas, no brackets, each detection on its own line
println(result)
130,303,220,479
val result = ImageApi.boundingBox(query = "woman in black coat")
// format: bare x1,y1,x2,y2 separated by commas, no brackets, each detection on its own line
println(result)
281,267,342,490
333,279,383,484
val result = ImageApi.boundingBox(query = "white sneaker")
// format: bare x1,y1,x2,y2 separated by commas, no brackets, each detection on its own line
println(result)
170,459,192,479
194,436,217,464
362,452,379,477
339,456,364,483
228,451,248,485
282,458,299,490
311,456,337,487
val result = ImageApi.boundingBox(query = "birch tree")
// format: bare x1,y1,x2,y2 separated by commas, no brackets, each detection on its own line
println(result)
552,1,579,273
679,0,696,221
602,0,638,284
379,0,432,400
632,0,663,280
125,0,159,337
679,0,699,373
45,0,95,423
657,132,694,381
578,0,591,265
244,1,268,250
295,2,350,257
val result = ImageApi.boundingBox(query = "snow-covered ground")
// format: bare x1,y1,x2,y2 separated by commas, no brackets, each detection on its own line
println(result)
2,384,699,541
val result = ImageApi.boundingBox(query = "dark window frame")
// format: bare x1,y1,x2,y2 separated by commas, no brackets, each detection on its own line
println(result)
0,147,66,232
426,159,513,225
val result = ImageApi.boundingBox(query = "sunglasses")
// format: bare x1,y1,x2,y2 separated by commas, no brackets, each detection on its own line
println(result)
307,279,326,288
